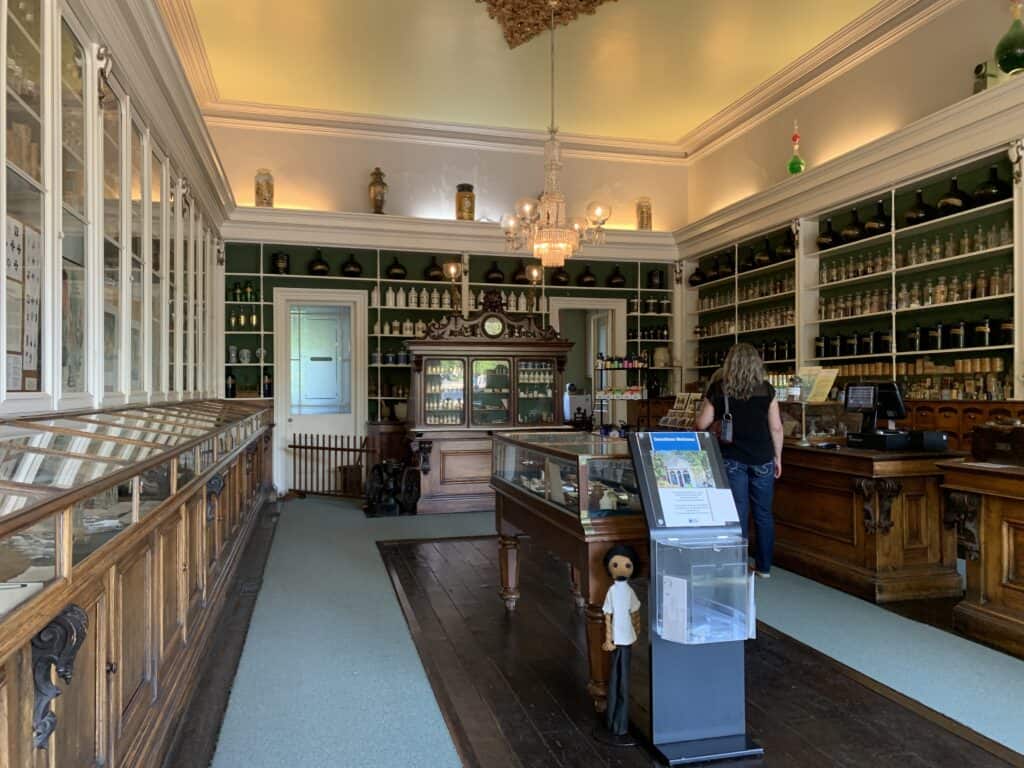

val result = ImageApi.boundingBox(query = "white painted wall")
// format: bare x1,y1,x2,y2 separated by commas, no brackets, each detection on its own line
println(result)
688,0,1012,222
206,121,689,231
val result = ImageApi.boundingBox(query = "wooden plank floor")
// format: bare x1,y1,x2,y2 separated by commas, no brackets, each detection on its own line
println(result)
380,536,1020,768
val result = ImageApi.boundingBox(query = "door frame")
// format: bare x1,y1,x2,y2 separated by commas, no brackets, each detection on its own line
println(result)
547,296,628,422
272,288,368,492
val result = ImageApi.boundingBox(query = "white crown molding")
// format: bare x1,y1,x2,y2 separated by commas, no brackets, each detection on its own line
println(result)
676,0,960,158
202,101,688,166
221,207,680,263
67,0,235,224
164,0,954,169
153,0,220,105
673,75,1024,258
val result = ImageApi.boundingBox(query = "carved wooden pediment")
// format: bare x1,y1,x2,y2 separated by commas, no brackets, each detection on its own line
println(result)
420,290,564,341
477,0,617,48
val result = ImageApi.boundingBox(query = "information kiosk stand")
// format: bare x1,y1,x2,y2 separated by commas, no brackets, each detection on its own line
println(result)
628,432,764,765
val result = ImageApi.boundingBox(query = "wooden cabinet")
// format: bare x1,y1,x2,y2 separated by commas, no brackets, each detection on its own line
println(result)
0,401,273,767
772,444,960,603
939,460,1024,659
406,295,573,513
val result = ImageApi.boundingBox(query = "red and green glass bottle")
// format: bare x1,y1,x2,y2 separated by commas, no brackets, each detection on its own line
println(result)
788,120,806,175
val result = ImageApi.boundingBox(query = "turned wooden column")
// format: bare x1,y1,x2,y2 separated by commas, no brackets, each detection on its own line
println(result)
498,535,521,611
584,603,611,713
568,564,585,609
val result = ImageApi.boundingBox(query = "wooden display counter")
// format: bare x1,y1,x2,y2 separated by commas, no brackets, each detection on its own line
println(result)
938,459,1024,659
771,443,962,603
0,401,272,767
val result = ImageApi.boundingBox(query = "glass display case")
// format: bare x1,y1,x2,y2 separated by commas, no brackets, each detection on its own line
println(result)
492,431,643,525
778,400,863,444
0,399,269,619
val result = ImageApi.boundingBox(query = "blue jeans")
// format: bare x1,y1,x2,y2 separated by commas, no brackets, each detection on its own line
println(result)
724,459,776,573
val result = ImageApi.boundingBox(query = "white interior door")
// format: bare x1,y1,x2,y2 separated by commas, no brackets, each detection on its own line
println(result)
273,288,367,492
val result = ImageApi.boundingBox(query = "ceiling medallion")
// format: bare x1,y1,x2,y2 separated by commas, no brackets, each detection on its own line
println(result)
477,0,616,49
500,0,610,269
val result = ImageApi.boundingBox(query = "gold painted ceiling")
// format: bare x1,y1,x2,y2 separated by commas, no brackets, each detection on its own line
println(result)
186,0,881,143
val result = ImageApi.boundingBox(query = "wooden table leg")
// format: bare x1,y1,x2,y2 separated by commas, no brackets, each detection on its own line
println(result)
568,564,585,609
499,534,521,611
585,603,610,713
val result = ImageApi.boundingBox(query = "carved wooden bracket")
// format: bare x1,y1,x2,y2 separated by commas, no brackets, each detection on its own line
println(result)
413,439,433,475
206,474,225,522
854,478,900,534
944,490,981,561
32,605,88,749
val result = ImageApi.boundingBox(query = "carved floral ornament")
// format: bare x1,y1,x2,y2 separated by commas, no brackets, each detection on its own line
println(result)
477,0,617,48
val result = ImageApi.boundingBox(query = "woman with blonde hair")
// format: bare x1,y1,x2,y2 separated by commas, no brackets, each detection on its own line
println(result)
695,343,784,577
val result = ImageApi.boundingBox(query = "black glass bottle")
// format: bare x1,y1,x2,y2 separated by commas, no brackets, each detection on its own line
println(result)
816,218,838,251
607,266,627,288
840,208,866,243
484,261,505,284
341,253,363,278
774,229,796,262
717,251,735,277
753,238,774,268
423,255,443,281
688,264,706,287
550,267,570,286
937,176,974,216
972,165,1011,206
999,319,1014,345
864,199,890,235
903,189,935,226
308,249,330,275
385,256,408,280
577,266,597,287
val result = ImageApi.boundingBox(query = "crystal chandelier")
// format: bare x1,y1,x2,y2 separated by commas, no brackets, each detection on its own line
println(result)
500,0,610,269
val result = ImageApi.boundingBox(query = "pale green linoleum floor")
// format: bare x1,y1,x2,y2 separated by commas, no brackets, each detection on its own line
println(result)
211,497,1024,766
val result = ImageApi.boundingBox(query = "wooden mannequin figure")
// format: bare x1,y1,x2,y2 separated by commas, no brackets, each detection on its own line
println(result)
601,544,642,745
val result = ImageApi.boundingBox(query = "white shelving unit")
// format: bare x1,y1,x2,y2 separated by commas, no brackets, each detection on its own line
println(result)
681,147,1022,402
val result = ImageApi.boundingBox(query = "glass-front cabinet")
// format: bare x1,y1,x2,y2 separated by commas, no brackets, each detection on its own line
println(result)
492,431,644,528
472,358,511,426
424,358,465,425
0,3,215,413
405,300,573,514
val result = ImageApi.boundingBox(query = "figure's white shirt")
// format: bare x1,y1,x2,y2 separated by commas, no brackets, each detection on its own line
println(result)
603,580,640,646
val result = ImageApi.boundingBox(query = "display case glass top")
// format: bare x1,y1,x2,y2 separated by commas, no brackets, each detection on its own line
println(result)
492,431,643,528
0,399,267,521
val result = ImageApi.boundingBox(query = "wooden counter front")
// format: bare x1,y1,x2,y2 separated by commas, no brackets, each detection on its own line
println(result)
938,460,1024,659
771,443,962,603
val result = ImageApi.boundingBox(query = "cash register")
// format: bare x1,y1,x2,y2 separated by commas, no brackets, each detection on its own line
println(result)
844,382,913,451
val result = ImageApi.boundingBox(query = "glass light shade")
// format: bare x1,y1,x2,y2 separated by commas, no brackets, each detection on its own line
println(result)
569,216,587,234
516,197,539,221
585,201,611,227
528,264,543,284
500,213,519,234
443,260,462,280
533,226,579,268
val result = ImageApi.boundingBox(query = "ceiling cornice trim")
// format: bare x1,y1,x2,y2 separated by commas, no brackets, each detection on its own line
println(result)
166,0,957,167
154,0,220,105
202,101,689,166
677,0,963,158
221,207,680,263
672,76,1024,258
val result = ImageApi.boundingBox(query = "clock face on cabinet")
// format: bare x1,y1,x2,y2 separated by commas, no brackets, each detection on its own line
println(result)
482,315,505,339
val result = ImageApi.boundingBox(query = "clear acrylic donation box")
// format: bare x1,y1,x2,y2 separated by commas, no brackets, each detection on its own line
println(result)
629,431,763,765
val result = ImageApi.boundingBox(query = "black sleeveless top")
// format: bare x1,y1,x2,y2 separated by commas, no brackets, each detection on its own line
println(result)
706,380,775,465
